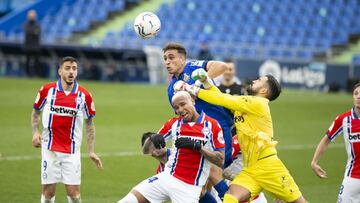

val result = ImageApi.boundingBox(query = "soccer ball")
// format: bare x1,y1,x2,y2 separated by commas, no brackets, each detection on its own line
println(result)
133,12,161,39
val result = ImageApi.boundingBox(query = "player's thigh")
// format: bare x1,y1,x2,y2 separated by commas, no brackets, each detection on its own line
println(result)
61,152,81,185
169,175,202,203
41,148,61,184
337,176,360,203
133,172,170,203
255,156,302,202
231,170,261,200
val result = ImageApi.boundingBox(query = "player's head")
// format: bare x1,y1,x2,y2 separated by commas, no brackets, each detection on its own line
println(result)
247,75,281,101
27,10,37,21
163,43,187,76
353,82,360,109
141,132,166,158
223,58,236,82
172,91,198,122
58,56,78,85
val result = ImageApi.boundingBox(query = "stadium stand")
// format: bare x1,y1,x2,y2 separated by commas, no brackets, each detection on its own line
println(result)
101,0,360,62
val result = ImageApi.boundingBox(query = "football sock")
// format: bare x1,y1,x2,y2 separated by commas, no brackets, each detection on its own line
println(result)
199,191,217,203
67,195,81,203
214,180,229,199
223,193,238,203
117,193,139,203
41,194,55,203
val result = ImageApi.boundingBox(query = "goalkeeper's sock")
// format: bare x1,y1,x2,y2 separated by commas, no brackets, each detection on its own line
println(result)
199,191,217,203
41,194,55,203
67,195,81,203
214,180,229,200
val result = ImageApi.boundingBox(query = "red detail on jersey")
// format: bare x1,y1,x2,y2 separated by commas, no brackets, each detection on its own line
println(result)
327,109,360,179
34,81,95,154
232,135,241,160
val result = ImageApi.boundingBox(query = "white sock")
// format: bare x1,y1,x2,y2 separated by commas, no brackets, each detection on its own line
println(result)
67,195,81,203
41,194,55,203
117,193,139,203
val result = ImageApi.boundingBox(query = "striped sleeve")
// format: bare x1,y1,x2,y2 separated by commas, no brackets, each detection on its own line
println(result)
158,118,177,141
33,85,48,111
83,91,96,119
326,115,344,141
210,120,225,151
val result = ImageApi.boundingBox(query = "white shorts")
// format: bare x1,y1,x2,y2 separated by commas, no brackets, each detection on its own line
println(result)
133,172,202,203
338,176,360,203
41,148,81,185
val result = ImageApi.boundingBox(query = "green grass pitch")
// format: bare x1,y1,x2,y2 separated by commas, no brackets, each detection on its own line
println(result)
0,77,352,202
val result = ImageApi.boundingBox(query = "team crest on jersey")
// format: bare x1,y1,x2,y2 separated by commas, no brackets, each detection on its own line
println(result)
183,73,190,82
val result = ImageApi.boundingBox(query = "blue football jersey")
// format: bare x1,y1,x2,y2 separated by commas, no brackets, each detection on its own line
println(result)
167,60,233,133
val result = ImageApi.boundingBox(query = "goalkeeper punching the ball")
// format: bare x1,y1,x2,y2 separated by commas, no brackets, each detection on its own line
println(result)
178,69,307,203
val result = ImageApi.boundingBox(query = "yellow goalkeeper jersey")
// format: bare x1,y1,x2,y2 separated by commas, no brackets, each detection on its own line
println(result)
198,86,278,167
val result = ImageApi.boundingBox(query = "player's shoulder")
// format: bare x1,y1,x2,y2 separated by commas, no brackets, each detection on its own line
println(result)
186,60,207,69
40,82,56,92
77,85,92,96
204,114,221,126
336,110,352,120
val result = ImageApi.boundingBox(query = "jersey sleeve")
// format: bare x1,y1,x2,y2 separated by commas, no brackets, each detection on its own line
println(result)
83,92,96,119
210,121,225,151
189,60,208,70
198,86,264,115
33,85,48,111
158,118,176,141
231,136,241,160
326,115,344,141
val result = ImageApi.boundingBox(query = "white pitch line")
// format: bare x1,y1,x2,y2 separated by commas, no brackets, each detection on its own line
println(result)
0,143,344,161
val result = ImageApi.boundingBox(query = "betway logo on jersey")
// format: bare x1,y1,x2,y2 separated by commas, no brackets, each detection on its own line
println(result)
50,106,78,117
349,134,360,141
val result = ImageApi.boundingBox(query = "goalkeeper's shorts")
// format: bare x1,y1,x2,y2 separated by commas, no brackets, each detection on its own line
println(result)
231,155,302,202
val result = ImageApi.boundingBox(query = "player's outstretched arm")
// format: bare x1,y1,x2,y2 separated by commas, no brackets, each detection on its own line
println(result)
197,88,241,111
31,109,41,148
206,61,229,79
85,118,103,170
311,135,331,179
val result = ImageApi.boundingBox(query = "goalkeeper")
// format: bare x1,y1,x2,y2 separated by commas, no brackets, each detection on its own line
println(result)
181,71,307,203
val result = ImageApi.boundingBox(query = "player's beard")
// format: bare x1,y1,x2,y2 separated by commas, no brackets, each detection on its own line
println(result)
246,85,256,96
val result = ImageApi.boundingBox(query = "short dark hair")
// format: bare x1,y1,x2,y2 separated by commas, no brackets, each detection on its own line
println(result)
353,82,360,92
163,42,187,57
265,75,281,101
141,132,155,147
60,56,78,67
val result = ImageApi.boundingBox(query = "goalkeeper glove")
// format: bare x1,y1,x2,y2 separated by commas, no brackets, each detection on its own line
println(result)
150,133,166,149
175,137,202,151
191,69,214,89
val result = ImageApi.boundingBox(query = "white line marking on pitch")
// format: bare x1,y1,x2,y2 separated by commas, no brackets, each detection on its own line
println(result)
0,143,344,161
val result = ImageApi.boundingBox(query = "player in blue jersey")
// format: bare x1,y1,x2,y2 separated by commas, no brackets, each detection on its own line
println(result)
163,42,233,200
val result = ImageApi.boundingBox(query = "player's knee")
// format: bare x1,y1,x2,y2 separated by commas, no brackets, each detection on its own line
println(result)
41,194,55,203
117,192,139,203
67,194,81,203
